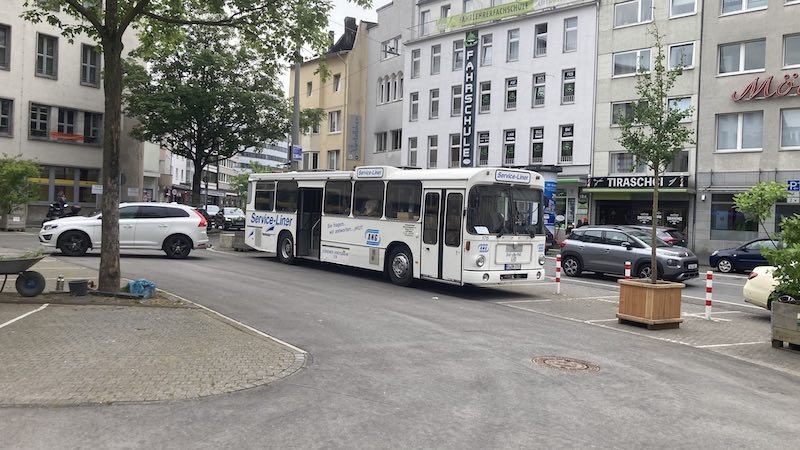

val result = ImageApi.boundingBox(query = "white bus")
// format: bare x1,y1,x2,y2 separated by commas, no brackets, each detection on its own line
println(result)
245,166,547,286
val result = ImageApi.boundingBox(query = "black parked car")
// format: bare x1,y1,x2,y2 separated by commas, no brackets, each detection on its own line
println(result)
215,207,246,230
709,238,781,273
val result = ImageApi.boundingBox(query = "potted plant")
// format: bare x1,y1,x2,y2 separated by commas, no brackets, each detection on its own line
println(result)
614,29,695,329
767,215,800,349
0,156,40,231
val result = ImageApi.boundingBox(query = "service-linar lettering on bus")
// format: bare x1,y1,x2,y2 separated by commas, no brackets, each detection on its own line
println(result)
250,213,293,235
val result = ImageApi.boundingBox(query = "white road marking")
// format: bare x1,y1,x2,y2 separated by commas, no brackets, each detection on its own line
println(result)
696,341,769,348
682,294,763,310
709,280,746,287
586,318,620,323
0,304,49,330
496,299,553,304
682,313,731,322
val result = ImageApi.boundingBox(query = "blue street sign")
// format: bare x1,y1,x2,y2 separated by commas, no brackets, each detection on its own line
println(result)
788,180,800,191
291,145,302,162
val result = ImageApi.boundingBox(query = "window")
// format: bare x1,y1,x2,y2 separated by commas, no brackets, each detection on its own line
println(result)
445,192,463,247
353,181,384,218
711,194,758,240
386,181,422,220
669,43,694,69
328,110,341,133
721,0,768,15
409,137,418,166
781,109,800,148
312,121,320,134
57,108,76,135
464,0,477,12
611,102,635,125
427,135,438,168
333,74,341,92
376,132,388,153
431,44,441,74
381,36,400,60
667,97,692,121
504,129,515,165
478,132,490,166
303,152,319,170
411,49,420,78
613,49,651,76
507,28,520,61
671,0,696,16
479,81,491,113
410,92,419,121
0,99,12,136
420,10,431,36
614,0,653,27
0,25,10,70
665,150,689,172
306,81,312,96
610,152,646,173
328,150,340,170
398,73,403,98
505,77,518,110
561,69,575,104
785,34,800,67
324,181,352,215
718,40,766,74
563,18,577,52
391,129,403,151
429,88,439,119
453,40,464,71
451,85,462,116
83,112,101,144
530,127,544,164
534,23,547,57
378,78,385,103
276,181,298,212
481,34,493,66
36,33,57,78
716,111,763,151
559,125,574,164
423,192,440,244
532,73,546,106
441,4,451,18
449,134,461,167
81,44,99,87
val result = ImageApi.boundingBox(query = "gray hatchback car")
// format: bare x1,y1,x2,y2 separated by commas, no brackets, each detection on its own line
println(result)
560,226,699,281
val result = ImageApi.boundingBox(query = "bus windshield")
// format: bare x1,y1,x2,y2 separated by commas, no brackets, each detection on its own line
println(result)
467,185,544,236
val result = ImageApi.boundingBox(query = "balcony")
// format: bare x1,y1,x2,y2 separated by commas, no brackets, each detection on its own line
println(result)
504,157,515,166
533,97,545,107
559,154,573,164
562,95,574,104
530,156,543,164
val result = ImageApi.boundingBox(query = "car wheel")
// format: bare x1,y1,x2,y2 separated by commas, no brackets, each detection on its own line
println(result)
15,271,46,297
637,264,661,280
222,222,229,231
561,256,582,277
277,233,295,264
164,235,192,259
59,231,89,256
716,257,734,273
387,247,413,286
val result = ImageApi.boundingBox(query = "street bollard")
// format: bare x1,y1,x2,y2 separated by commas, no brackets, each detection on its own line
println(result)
555,254,562,294
624,261,631,280
705,271,713,320
56,276,65,292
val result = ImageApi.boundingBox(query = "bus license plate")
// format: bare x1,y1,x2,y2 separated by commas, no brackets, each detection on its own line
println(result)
688,263,698,269
505,263,521,270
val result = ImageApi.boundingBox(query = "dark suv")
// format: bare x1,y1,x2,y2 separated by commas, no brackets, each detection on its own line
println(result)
560,226,699,281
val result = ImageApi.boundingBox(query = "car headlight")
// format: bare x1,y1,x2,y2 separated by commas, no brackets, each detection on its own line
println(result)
43,224,58,231
711,250,719,256
667,258,679,267
476,255,486,267
538,254,546,265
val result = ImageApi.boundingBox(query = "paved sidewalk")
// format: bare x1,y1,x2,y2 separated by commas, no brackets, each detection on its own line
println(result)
0,251,306,406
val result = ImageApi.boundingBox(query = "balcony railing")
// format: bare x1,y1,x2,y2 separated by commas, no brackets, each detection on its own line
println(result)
534,46,547,57
504,157,515,166
559,154,573,164
531,156,543,164
533,97,545,106
562,94,575,104
478,159,489,166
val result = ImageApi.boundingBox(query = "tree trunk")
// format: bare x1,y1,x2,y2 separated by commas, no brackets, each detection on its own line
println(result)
98,36,123,292
192,161,204,207
651,168,660,284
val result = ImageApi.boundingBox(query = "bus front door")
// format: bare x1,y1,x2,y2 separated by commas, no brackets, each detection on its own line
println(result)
421,189,464,282
297,188,323,258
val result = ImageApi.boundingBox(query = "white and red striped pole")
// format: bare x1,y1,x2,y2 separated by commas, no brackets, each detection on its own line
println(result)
624,261,632,280
555,254,562,294
705,271,713,320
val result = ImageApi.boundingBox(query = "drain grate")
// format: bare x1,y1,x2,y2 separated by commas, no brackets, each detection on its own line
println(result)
532,356,600,372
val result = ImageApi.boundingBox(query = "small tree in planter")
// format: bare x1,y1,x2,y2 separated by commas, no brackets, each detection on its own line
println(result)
734,181,787,245
0,156,40,229
766,215,800,348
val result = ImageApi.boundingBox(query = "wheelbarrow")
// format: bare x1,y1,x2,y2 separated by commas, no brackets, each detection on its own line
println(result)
0,256,46,297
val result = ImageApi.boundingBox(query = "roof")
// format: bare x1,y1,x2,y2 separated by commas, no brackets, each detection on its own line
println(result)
328,17,358,53
249,166,543,184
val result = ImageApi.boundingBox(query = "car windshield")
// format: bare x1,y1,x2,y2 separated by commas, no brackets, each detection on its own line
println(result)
629,230,670,247
467,185,543,236
224,208,244,215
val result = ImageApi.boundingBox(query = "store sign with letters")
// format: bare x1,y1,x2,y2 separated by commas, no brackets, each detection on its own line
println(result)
732,73,800,102
589,176,688,189
461,31,478,167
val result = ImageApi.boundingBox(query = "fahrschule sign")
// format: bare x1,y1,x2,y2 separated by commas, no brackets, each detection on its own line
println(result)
461,31,478,167
589,175,689,189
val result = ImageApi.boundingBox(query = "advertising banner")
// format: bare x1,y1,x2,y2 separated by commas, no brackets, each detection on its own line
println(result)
460,31,478,167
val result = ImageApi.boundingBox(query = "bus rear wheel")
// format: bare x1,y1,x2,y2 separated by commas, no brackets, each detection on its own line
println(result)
278,233,295,265
387,247,413,286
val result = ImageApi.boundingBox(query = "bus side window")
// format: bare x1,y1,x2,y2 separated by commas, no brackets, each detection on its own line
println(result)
254,181,275,211
385,181,422,221
276,181,298,212
423,193,439,244
444,193,463,247
324,181,352,216
354,181,385,218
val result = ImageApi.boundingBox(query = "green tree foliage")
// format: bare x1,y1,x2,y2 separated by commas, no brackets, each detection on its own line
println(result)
0,156,41,215
733,181,787,243
124,26,288,205
617,29,695,283
229,161,271,206
22,0,368,291
765,215,800,301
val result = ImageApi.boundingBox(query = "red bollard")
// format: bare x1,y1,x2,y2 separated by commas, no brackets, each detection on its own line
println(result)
555,254,562,294
705,271,713,320
624,261,631,279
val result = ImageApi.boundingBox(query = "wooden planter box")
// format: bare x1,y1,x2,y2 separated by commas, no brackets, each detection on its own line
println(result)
771,301,800,350
617,279,684,329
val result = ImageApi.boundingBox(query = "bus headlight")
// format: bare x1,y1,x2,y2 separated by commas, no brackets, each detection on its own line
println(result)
538,254,546,265
476,255,486,267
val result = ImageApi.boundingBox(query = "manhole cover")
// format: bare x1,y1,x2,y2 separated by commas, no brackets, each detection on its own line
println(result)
532,356,600,372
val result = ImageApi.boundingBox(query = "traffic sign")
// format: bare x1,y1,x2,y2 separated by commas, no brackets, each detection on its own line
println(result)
788,180,800,191
291,145,302,162
91,184,103,195
788,191,800,204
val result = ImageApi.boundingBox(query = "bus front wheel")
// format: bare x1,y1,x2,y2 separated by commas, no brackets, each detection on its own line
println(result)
278,233,295,264
388,247,413,286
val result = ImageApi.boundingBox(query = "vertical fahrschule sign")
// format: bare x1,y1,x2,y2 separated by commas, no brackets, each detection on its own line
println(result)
461,31,478,167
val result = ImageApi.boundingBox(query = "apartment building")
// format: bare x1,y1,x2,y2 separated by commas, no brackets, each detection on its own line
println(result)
587,0,702,241
0,4,143,223
290,17,371,171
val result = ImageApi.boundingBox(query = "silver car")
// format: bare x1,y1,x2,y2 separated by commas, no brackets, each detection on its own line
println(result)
560,226,699,281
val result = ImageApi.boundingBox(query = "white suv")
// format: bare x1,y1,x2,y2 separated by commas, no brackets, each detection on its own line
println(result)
39,203,209,259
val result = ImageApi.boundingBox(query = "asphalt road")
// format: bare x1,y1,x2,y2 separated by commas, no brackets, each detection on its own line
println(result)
2,232,797,448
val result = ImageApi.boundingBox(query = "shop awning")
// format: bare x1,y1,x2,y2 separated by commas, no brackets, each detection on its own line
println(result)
583,187,694,194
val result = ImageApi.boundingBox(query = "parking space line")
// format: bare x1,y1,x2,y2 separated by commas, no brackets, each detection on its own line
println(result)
0,304,49,330
586,319,619,323
496,299,553,304
682,295,763,310
696,341,769,349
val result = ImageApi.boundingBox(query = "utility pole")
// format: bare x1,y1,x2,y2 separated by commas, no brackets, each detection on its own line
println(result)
290,49,301,171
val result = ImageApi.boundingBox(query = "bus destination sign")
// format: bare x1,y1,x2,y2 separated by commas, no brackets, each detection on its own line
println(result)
495,170,531,184
356,167,385,178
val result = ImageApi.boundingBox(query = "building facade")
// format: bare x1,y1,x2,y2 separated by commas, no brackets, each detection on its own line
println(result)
401,0,598,228
0,4,143,224
235,142,290,170
587,0,702,243
290,18,370,171
694,0,800,255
